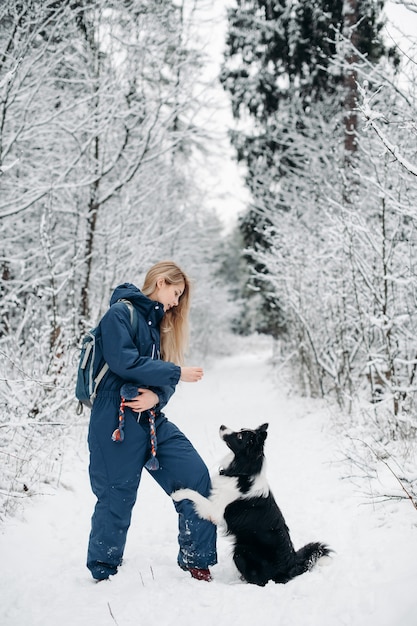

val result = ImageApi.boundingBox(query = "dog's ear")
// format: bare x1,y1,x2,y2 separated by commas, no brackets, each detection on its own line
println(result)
257,423,268,441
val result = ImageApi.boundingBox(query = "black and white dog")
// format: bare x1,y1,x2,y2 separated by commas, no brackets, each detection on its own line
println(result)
172,423,331,586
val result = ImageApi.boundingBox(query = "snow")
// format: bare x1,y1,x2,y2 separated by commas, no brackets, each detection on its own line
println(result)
1,341,417,626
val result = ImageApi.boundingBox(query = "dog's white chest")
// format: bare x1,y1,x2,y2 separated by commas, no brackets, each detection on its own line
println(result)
210,473,242,520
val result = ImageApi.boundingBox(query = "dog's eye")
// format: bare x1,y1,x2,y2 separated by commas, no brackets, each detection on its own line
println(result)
237,433,243,440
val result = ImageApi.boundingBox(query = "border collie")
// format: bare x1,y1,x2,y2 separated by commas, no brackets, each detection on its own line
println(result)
172,423,331,586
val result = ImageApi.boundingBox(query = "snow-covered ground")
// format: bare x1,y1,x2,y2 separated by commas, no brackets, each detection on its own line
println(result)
2,341,417,626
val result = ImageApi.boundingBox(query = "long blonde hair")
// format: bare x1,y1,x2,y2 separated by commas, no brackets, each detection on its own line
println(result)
142,260,191,366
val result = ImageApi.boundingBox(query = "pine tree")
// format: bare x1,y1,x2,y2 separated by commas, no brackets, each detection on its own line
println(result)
221,0,395,337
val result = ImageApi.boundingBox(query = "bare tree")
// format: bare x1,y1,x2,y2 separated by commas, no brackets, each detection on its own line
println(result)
0,0,232,518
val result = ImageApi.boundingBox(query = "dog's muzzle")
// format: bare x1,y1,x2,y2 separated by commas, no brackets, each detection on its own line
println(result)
219,425,233,440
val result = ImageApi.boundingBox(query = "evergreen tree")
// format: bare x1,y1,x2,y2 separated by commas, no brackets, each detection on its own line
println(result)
221,0,395,337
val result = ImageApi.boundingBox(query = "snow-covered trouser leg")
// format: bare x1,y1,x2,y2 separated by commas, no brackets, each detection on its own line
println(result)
87,393,149,580
148,419,217,570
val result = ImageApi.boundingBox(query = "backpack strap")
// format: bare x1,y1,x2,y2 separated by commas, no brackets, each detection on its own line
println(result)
117,298,137,334
91,363,109,402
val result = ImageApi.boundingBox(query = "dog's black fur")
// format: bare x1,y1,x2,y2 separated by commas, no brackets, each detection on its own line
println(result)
172,423,331,586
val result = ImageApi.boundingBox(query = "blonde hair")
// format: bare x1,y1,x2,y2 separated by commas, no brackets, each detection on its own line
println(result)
142,260,191,365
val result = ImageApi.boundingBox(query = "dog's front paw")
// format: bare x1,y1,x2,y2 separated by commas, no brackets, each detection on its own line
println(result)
171,488,191,502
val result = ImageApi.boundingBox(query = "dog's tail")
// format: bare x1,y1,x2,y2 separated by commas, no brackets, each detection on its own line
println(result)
290,542,332,578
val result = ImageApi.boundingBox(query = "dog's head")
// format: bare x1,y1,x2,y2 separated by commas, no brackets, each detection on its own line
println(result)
218,423,268,478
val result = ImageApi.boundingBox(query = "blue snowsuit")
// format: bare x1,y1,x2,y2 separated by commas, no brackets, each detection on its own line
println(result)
86,283,217,580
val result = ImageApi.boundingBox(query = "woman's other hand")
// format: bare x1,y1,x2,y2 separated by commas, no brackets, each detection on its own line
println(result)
124,388,159,412
180,367,204,382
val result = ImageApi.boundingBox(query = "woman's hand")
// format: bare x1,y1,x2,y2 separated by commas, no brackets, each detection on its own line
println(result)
180,366,204,382
124,388,159,412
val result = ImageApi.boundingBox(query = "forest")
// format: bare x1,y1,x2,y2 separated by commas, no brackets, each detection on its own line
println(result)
1,0,417,519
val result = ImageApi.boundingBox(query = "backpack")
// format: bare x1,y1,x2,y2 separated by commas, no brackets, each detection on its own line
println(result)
75,299,136,414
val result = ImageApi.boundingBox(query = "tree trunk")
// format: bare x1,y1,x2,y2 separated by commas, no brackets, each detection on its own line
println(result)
343,0,360,159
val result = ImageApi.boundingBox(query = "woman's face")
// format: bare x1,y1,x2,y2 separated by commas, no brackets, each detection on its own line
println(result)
151,278,185,312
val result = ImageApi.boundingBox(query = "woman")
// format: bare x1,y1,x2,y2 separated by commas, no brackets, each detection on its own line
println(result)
86,261,217,582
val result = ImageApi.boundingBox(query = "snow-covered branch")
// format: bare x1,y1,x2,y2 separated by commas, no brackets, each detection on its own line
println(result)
358,83,417,177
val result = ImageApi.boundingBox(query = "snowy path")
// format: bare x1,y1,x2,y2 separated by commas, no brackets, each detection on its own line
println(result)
2,345,417,626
